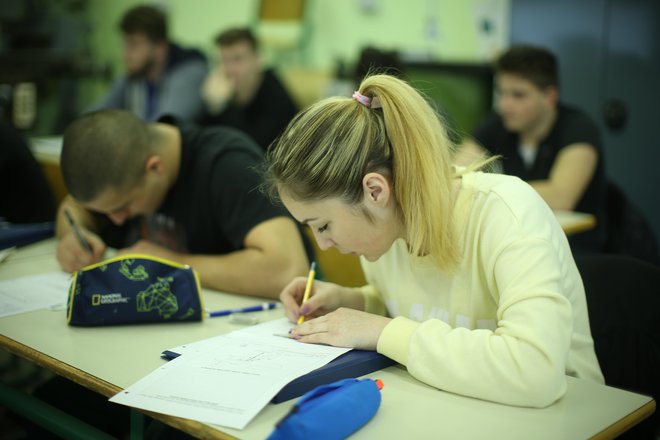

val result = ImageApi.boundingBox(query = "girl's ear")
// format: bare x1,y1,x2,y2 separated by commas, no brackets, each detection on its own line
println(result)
144,155,163,174
362,172,392,206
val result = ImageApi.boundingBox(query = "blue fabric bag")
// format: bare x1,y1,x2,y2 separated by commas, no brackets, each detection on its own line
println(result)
267,378,382,440
67,254,204,326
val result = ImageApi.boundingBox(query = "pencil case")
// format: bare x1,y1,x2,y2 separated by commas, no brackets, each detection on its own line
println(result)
267,378,382,440
67,254,204,326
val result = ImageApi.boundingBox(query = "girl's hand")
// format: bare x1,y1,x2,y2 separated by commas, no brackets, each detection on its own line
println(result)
291,308,391,351
279,278,345,322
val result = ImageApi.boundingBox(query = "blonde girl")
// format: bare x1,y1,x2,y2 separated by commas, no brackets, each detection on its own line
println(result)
264,74,603,407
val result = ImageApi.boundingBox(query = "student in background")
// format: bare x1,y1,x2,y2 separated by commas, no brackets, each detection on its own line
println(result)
0,120,55,223
199,27,297,151
88,4,207,122
455,45,606,253
55,109,308,298
265,75,604,407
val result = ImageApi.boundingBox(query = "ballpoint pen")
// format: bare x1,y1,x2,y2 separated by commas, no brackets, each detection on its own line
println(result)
297,261,316,325
63,208,93,255
207,302,277,318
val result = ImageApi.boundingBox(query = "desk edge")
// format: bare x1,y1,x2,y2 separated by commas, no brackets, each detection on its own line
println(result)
590,398,656,440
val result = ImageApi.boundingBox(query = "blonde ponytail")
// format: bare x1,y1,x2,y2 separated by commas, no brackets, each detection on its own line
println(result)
359,76,460,269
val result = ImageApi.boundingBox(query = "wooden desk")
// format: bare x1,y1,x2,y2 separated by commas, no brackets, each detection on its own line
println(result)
1,241,653,440
554,210,597,236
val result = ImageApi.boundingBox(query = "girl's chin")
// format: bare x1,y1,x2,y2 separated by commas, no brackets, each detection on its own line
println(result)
362,253,382,262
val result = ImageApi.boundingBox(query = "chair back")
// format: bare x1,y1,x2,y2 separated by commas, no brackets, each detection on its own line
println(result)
604,181,659,266
576,254,660,438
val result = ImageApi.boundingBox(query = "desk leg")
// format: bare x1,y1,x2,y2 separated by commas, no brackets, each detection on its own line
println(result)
130,409,145,440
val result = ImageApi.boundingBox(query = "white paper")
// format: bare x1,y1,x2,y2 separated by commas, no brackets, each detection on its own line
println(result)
0,271,71,318
111,318,351,429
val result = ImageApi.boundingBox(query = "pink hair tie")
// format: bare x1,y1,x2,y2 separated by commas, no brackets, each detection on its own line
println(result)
352,91,382,109
352,91,371,107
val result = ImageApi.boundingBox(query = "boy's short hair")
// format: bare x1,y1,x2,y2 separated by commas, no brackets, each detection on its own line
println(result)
61,109,152,202
119,4,168,43
214,27,258,52
495,45,559,89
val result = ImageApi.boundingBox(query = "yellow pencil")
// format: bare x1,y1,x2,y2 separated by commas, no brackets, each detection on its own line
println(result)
297,261,316,324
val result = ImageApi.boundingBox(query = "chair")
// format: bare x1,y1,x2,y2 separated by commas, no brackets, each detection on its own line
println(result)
576,254,660,439
603,181,660,266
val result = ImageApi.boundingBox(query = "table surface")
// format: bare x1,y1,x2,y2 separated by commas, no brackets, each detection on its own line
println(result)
0,239,653,440
554,210,597,236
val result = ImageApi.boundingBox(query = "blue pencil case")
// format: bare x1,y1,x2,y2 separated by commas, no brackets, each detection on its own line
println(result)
67,254,204,326
267,378,383,440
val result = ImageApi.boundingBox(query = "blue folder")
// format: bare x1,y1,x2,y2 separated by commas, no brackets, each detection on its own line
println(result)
0,221,54,250
161,348,396,403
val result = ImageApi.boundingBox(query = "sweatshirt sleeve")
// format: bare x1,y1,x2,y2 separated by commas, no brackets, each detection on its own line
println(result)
377,237,573,408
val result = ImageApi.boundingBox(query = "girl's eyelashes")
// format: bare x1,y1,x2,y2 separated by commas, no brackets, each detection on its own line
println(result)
317,223,329,233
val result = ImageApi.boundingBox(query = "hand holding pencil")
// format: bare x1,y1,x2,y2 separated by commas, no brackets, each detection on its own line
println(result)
278,263,347,324
56,208,106,272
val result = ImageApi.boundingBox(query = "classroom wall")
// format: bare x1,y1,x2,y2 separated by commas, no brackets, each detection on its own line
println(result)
303,0,509,66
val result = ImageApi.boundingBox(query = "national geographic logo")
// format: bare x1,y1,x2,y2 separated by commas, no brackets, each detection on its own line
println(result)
91,293,130,306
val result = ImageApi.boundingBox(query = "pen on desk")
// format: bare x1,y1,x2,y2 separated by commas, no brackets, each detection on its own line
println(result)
63,209,93,255
297,261,316,325
207,302,278,318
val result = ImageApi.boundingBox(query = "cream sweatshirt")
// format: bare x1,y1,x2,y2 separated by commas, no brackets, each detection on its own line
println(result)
360,171,604,408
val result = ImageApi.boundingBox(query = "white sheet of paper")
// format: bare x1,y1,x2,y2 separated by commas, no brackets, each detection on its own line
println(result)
111,318,351,430
0,271,71,318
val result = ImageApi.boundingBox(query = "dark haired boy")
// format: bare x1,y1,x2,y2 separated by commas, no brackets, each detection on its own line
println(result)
456,45,606,253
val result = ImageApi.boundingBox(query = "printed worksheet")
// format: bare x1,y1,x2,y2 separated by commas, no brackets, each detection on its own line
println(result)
0,271,71,318
111,318,350,429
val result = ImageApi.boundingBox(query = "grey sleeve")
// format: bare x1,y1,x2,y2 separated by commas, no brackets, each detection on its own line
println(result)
153,60,208,122
84,77,128,114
